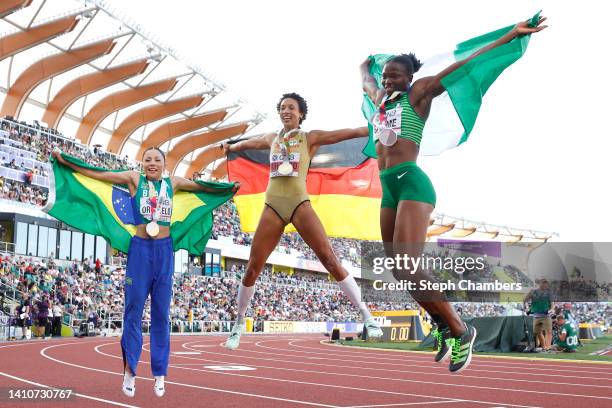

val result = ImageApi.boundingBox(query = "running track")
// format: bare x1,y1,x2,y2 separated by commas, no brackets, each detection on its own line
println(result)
1,334,611,408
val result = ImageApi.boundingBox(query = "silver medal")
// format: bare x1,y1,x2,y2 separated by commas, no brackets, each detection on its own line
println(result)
378,128,398,146
278,161,293,175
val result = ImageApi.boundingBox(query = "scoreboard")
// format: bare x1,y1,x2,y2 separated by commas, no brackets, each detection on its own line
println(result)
369,310,426,342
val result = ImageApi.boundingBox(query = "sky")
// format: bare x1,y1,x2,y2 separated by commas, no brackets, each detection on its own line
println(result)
104,0,611,241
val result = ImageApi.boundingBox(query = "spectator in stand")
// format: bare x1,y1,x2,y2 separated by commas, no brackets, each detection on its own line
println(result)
52,299,63,337
36,293,51,339
17,293,31,339
87,307,99,331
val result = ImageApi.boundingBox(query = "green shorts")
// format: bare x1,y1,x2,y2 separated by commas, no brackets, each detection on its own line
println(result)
379,162,436,208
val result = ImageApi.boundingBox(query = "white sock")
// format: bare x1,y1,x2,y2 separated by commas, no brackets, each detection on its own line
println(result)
337,275,372,320
236,283,255,323
123,371,135,388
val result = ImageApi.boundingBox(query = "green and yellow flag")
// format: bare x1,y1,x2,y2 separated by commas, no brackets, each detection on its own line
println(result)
43,153,235,255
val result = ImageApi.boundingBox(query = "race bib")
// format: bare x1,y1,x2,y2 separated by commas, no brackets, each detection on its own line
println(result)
270,136,301,177
372,103,402,142
140,180,172,223
140,196,172,223
270,151,300,177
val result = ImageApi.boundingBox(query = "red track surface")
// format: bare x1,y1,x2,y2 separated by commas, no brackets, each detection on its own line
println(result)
1,334,611,408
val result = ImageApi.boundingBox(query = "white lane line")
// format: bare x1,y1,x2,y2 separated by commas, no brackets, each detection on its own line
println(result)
169,341,612,402
38,342,340,408
177,342,612,388
343,401,466,408
168,339,612,388
130,342,542,408
248,338,612,377
289,339,612,372
0,371,140,408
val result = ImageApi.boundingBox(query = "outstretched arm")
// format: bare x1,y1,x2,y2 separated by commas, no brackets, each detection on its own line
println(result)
413,16,548,100
51,150,137,188
221,133,274,154
171,175,240,193
308,127,369,148
360,57,386,105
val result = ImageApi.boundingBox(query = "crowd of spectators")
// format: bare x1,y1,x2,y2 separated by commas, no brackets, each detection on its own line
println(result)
2,252,610,338
0,176,47,206
169,267,417,328
1,119,137,171
0,253,122,338
211,201,362,267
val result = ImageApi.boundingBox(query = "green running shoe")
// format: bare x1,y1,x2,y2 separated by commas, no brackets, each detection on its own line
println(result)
432,326,452,363
449,324,477,373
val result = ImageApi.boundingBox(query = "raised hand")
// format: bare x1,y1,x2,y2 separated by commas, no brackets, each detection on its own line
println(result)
51,148,66,165
515,15,548,35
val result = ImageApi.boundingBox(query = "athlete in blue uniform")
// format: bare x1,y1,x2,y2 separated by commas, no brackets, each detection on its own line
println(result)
53,147,238,397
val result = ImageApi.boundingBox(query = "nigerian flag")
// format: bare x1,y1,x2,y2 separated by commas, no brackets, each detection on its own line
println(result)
362,11,541,157
43,153,235,255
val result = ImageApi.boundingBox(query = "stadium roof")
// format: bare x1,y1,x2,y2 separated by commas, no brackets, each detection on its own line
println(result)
0,0,264,177
0,1,557,242
428,213,556,243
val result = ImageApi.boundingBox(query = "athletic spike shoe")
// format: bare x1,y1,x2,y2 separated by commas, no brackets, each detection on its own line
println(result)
364,317,383,339
449,324,477,374
432,326,452,363
225,321,246,350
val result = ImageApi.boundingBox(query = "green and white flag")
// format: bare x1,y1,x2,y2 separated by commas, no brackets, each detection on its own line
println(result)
362,11,541,157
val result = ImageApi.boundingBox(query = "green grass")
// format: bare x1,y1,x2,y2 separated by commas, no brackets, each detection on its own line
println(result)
339,335,612,362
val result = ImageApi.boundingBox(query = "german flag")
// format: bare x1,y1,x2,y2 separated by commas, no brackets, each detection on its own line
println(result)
227,137,382,240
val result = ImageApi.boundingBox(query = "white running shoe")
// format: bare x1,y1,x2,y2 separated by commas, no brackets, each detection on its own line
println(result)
225,321,246,350
122,372,135,398
364,317,383,339
153,376,165,397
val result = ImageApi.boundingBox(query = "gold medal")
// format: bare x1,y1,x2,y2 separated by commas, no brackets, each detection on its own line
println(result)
146,221,160,237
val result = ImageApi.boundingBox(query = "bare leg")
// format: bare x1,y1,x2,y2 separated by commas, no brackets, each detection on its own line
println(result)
242,206,286,287
291,202,347,281
292,202,372,321
537,332,545,348
381,207,445,325
393,200,465,336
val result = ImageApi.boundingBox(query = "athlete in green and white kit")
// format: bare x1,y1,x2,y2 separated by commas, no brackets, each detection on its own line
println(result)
360,16,547,373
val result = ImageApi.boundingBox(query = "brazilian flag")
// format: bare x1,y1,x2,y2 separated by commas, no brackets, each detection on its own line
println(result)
43,153,234,255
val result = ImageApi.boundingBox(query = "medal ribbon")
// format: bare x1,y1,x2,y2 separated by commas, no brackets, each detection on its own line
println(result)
147,178,168,222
